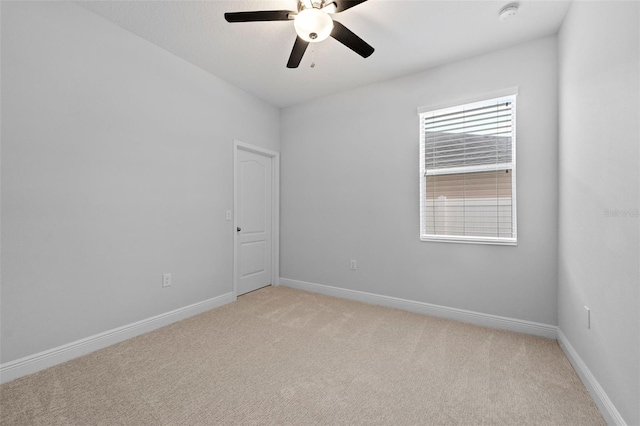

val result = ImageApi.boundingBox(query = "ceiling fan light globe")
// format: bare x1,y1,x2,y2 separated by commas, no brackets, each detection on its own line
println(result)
294,8,333,43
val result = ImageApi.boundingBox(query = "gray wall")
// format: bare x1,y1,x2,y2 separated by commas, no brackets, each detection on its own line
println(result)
1,2,279,363
558,2,639,424
280,36,559,325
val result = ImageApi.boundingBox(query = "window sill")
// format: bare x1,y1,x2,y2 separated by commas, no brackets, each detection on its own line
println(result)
420,235,517,246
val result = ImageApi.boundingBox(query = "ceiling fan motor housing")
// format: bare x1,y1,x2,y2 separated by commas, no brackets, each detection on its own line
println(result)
298,0,328,12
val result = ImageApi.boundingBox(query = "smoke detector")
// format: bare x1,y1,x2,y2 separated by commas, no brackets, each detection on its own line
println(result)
499,3,519,21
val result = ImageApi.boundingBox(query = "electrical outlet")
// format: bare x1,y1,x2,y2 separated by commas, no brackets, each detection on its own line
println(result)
584,306,590,329
226,210,232,221
162,273,172,288
350,259,357,270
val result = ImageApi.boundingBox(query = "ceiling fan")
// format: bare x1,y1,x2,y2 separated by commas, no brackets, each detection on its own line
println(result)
224,0,374,68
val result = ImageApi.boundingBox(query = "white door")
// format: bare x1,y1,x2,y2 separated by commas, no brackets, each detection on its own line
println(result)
236,148,273,295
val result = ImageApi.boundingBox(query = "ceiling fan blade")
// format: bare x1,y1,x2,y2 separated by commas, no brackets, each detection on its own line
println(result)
332,0,368,13
224,10,294,23
287,37,309,68
330,20,374,58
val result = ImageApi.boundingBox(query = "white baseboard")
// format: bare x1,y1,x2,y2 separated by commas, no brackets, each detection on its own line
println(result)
0,292,236,384
557,329,627,426
279,278,557,339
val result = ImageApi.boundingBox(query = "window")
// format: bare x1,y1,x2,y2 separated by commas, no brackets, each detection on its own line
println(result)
419,92,517,245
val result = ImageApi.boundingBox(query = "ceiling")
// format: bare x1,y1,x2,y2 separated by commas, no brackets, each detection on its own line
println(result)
78,0,571,108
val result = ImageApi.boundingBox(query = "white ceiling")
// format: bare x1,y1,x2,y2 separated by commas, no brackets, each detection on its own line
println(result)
78,0,571,108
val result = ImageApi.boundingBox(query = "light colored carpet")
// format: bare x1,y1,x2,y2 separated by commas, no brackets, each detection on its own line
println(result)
1,286,604,425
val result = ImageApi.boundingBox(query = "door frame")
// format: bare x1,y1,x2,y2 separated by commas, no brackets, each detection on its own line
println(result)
233,140,280,297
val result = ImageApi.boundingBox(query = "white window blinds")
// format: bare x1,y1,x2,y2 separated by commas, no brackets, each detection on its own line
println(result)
419,94,517,245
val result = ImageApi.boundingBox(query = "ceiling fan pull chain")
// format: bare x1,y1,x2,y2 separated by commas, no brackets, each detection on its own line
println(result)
310,46,316,68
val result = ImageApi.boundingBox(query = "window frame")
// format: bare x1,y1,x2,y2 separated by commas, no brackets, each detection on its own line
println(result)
418,89,518,246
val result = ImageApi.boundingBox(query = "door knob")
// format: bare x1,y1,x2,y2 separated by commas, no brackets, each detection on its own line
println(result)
237,227,241,232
